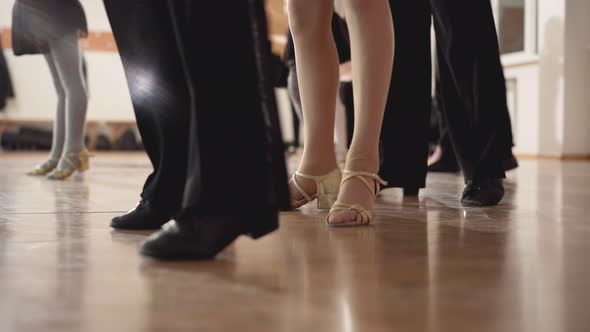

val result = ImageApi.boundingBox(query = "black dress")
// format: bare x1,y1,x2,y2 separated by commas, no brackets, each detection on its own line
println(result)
12,0,88,55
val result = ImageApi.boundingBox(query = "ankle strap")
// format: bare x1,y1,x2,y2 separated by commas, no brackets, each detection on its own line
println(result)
294,171,317,181
294,168,340,181
342,170,388,199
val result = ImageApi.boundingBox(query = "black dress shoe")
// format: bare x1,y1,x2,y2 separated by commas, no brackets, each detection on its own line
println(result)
139,213,278,260
111,200,170,230
461,179,505,207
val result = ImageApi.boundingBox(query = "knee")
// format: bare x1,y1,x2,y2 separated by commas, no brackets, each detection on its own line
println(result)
287,0,332,39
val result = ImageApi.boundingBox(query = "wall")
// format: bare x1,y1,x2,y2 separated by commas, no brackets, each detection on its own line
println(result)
503,0,589,157
563,0,590,155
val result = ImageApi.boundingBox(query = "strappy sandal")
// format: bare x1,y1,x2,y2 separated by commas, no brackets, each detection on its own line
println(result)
290,168,341,209
27,157,59,176
326,170,387,227
47,149,91,180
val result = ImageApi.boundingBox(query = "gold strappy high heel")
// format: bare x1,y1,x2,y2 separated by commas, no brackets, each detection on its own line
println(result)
290,168,341,209
47,149,91,180
326,170,387,227
27,157,59,176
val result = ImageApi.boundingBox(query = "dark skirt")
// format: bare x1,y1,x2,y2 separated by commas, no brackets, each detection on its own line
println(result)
12,0,88,55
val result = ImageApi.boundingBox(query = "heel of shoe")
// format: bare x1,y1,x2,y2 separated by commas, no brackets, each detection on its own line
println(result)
316,169,342,210
78,154,90,172
317,193,338,209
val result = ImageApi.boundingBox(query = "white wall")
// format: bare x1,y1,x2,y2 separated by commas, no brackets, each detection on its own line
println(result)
503,0,589,157
563,0,590,155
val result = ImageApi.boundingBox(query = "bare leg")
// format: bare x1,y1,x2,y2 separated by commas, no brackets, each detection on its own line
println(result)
329,0,394,224
287,0,340,201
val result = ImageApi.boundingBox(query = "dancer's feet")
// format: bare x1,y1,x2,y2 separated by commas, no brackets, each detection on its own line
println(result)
111,200,171,230
327,158,386,226
289,168,341,209
27,157,59,176
47,149,90,180
461,178,505,207
139,213,278,260
288,158,340,209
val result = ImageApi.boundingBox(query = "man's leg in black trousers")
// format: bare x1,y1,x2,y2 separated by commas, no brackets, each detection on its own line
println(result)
104,0,190,228
431,0,513,206
379,0,432,195
140,0,289,259
428,61,518,173
427,65,460,172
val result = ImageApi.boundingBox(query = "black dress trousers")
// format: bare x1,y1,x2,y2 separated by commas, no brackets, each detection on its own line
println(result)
384,0,514,184
379,0,433,189
103,0,190,215
431,0,513,181
103,0,289,231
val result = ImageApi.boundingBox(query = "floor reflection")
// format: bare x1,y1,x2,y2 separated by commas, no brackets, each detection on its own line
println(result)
0,154,589,332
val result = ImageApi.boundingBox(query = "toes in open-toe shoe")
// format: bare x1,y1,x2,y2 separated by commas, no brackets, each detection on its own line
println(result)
326,170,387,227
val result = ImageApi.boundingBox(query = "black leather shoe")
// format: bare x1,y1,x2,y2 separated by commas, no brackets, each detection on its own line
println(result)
111,200,170,230
139,213,278,260
461,179,505,207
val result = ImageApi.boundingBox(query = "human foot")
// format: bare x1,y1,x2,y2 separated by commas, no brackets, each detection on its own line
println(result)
47,149,90,180
27,157,59,176
327,168,386,227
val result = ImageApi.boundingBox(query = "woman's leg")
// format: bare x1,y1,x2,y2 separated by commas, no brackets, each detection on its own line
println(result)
45,52,66,160
330,0,394,223
287,0,340,198
49,33,88,167
27,52,67,175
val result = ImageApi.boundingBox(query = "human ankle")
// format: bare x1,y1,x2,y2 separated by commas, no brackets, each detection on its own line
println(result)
344,155,379,173
298,157,338,175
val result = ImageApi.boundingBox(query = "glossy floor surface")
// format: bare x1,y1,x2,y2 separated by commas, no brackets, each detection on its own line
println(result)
0,152,589,332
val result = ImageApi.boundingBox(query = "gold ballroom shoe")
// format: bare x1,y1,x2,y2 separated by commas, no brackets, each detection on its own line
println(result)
290,168,342,210
47,149,91,180
326,170,387,227
27,158,59,176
